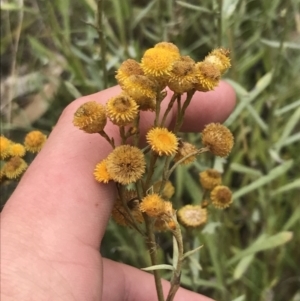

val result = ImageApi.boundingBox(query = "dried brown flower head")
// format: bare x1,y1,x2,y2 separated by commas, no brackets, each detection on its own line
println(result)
210,185,233,209
177,205,207,228
3,157,28,179
115,59,144,86
73,101,107,134
106,145,146,185
205,48,231,74
194,61,221,91
201,123,234,157
174,141,197,165
199,169,222,190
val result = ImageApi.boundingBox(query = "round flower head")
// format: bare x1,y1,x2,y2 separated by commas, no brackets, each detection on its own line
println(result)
0,136,12,160
9,143,26,158
201,123,234,157
106,93,139,126
199,169,222,190
168,56,196,94
154,42,180,55
210,185,233,209
94,159,112,183
177,205,207,228
122,75,157,111
106,145,146,185
24,131,47,153
153,180,175,199
174,141,198,165
146,127,178,156
115,59,144,86
112,190,143,226
140,193,166,217
3,156,28,179
204,48,231,74
73,101,106,134
194,61,221,91
141,47,180,79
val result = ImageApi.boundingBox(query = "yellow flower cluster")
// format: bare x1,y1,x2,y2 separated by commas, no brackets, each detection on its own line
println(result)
1,131,47,182
71,41,234,232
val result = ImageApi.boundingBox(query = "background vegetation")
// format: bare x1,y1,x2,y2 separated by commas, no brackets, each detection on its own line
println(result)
1,0,300,300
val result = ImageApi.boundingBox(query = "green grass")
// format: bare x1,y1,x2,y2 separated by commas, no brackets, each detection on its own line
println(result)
1,0,300,300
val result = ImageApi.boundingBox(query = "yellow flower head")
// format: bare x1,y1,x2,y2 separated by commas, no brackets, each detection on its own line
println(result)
199,169,222,190
146,127,178,156
0,136,12,160
210,185,233,209
168,56,197,94
3,156,28,179
139,193,166,217
174,141,197,165
24,131,47,153
106,145,146,185
115,59,144,86
73,101,106,134
106,93,139,126
177,205,207,228
205,48,231,74
194,61,221,91
122,75,157,111
9,143,26,158
153,180,175,199
141,47,180,79
112,190,143,226
94,159,112,183
201,123,234,157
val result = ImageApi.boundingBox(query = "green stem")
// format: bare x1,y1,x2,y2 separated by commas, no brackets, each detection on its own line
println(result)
144,215,165,301
166,223,184,301
97,0,108,88
99,130,115,148
160,93,178,127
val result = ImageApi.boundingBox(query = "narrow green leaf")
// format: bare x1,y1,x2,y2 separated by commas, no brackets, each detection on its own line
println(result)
231,295,246,301
233,160,293,200
172,236,179,269
182,245,203,260
274,99,300,116
141,264,175,271
230,163,263,177
233,254,254,280
228,231,293,266
271,179,300,196
176,1,213,13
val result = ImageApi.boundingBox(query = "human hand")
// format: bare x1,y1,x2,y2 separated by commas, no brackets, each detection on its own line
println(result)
1,82,235,301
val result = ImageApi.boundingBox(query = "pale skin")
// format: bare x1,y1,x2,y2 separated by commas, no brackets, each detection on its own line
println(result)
1,82,236,301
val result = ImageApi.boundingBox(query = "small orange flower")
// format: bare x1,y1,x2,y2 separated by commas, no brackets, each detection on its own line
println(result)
146,127,178,156
73,101,107,134
201,123,234,157
3,157,28,179
140,193,166,217
106,145,146,185
210,185,233,209
177,205,207,228
0,136,12,160
199,169,222,190
9,143,26,158
106,93,139,126
94,159,112,183
141,47,180,79
24,131,47,153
